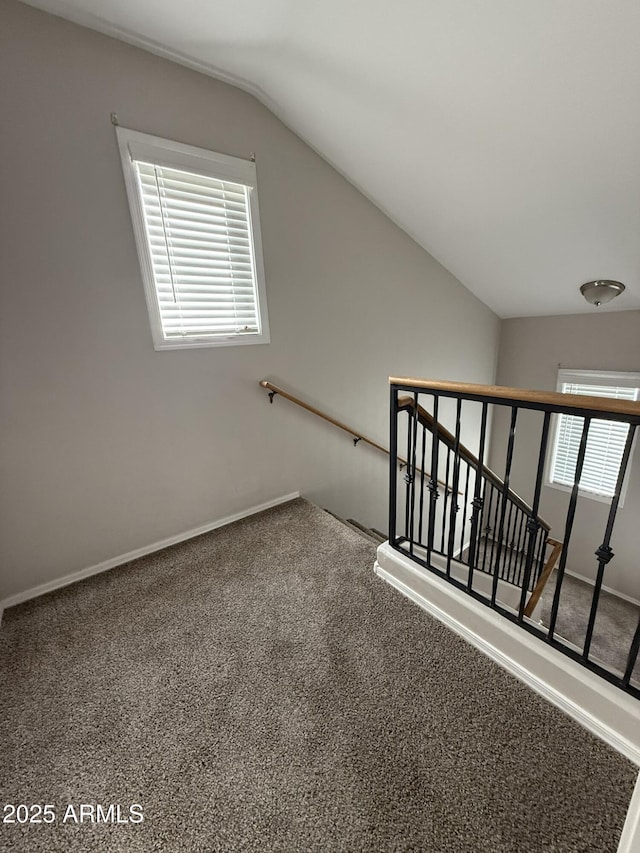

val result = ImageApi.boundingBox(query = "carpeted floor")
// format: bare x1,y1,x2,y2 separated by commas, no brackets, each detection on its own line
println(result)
0,498,636,852
540,572,640,685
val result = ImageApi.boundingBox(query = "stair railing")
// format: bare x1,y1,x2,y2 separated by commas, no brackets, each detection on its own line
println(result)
396,395,556,600
389,376,640,698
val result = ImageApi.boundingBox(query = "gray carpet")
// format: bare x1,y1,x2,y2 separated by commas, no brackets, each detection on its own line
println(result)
540,572,640,685
0,498,636,852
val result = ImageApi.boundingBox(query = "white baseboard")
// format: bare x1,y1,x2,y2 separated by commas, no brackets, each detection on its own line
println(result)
375,542,640,768
565,568,640,609
452,537,472,561
0,492,300,611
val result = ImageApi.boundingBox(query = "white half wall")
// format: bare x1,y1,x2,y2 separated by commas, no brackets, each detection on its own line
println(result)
0,0,500,601
375,542,640,766
618,773,640,853
376,541,640,853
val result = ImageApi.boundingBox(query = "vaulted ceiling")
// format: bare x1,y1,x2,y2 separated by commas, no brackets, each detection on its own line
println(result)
21,0,640,317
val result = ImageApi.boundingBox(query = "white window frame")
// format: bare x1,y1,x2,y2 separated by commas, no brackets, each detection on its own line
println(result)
116,127,270,350
545,369,640,506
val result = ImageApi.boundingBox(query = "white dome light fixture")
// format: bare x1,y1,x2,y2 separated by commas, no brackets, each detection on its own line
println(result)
579,280,625,307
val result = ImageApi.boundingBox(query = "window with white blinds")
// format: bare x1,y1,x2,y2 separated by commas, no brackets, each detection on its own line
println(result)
116,127,269,350
547,370,640,503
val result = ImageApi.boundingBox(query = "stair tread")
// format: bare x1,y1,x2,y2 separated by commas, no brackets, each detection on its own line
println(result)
323,510,385,544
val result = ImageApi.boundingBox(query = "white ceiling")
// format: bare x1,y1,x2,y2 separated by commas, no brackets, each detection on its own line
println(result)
22,0,640,317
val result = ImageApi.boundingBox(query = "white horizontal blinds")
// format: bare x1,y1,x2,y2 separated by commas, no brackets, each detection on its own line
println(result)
134,161,260,340
551,382,638,497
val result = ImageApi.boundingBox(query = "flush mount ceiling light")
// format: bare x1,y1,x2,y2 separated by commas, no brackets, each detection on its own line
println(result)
579,280,625,307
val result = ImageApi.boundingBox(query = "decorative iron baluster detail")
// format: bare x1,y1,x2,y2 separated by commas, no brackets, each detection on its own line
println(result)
582,423,637,661
548,416,592,641
469,495,485,571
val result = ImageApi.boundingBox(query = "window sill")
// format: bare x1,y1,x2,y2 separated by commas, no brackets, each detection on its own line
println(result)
544,479,624,508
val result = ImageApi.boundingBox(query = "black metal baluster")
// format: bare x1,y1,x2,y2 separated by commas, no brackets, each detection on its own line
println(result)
481,483,494,574
503,504,514,581
502,501,515,581
513,508,527,586
459,462,471,561
488,490,499,572
446,399,463,577
491,407,518,607
512,509,521,586
517,412,551,619
583,423,637,661
476,479,488,573
467,403,488,590
488,486,501,575
514,510,526,587
426,394,440,565
441,449,451,554
418,423,427,546
515,509,525,579
548,417,591,641
407,392,419,557
528,521,540,589
404,408,413,546
535,530,547,588
623,616,640,687
389,386,399,546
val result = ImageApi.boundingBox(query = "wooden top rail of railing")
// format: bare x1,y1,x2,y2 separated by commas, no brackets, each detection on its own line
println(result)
397,396,551,532
259,380,451,489
390,377,640,421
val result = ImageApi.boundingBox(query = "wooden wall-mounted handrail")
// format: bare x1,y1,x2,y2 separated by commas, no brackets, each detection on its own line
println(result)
260,380,388,453
258,380,452,489
390,377,640,421
397,395,551,533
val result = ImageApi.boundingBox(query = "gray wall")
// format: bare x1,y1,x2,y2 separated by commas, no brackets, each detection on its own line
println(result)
494,311,640,601
0,0,499,601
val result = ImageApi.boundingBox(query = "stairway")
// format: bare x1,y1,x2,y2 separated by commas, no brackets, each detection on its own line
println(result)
323,510,386,545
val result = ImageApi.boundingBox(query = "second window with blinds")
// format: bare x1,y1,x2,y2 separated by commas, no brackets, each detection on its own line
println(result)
546,368,640,505
117,127,270,349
